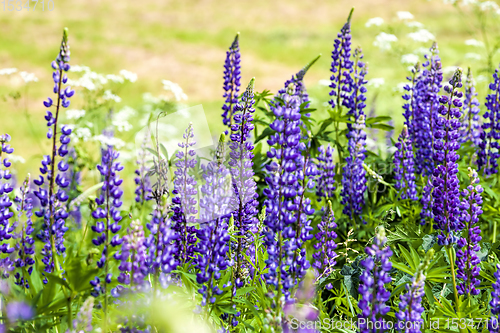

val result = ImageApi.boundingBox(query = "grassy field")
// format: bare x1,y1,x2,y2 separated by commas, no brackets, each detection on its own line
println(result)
1,0,499,187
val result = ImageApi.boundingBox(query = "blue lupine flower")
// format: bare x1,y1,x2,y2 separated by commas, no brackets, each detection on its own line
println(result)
459,68,481,146
431,68,463,246
312,201,337,279
346,47,368,122
329,9,354,111
172,123,198,265
14,175,35,288
195,135,232,306
221,33,241,128
228,79,258,291
316,144,336,200
490,263,500,332
90,146,124,297
394,126,417,200
0,134,15,278
34,29,74,278
358,227,392,333
402,63,420,144
134,130,152,204
478,67,500,176
456,167,483,296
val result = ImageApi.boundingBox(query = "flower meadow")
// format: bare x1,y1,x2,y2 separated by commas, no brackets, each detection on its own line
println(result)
4,6,500,333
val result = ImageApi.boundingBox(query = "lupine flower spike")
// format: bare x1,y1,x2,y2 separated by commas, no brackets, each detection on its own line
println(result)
394,126,417,200
490,264,500,332
0,134,15,278
478,66,500,176
316,144,336,200
396,249,434,333
459,68,481,146
14,175,35,288
134,129,152,204
221,33,241,129
456,167,483,296
431,68,463,246
358,226,392,333
312,200,337,283
34,28,74,278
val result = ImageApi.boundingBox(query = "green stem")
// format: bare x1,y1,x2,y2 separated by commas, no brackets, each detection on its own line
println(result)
446,245,465,333
494,221,497,243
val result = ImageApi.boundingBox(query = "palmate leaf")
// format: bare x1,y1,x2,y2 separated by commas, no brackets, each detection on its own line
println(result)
385,225,421,245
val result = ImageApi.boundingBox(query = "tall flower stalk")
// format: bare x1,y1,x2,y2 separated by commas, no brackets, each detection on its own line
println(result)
172,123,198,265
0,134,15,278
394,126,417,200
490,264,500,332
316,144,336,200
312,201,337,280
358,227,392,333
456,167,483,296
478,67,500,176
221,33,241,128
89,146,124,328
459,68,481,146
34,28,74,277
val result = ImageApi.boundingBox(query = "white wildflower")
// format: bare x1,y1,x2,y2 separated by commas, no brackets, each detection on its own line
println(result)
405,21,424,28
162,80,188,101
414,47,430,55
476,75,488,83
465,53,482,61
9,154,25,164
106,74,125,84
65,109,86,120
120,70,138,83
373,32,398,50
397,11,414,20
401,53,420,65
394,82,408,93
69,65,90,73
102,90,122,103
367,78,385,88
479,0,499,11
365,17,384,27
73,127,92,142
442,66,459,75
112,106,136,132
0,68,17,75
465,39,484,47
19,72,38,83
407,29,435,43
93,135,126,149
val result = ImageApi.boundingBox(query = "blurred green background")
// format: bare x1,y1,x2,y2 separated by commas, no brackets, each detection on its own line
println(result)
1,0,499,192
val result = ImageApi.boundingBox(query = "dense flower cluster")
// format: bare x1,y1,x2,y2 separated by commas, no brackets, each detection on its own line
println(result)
90,146,124,296
456,167,483,296
490,264,500,333
478,67,500,176
358,227,392,333
312,201,337,279
34,29,74,277
0,134,15,278
459,68,481,145
221,33,241,128
394,126,417,200
315,144,335,200
172,124,198,265
431,68,463,246
13,176,35,288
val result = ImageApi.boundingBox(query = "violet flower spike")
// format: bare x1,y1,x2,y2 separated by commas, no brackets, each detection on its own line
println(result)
221,33,241,128
459,68,481,146
134,129,152,204
431,68,463,246
34,28,73,278
316,144,336,201
455,167,483,296
0,134,15,278
489,263,500,332
312,201,337,280
394,125,417,201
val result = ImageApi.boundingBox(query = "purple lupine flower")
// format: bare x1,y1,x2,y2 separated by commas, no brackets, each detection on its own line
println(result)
34,29,74,278
6,301,33,322
195,135,233,306
221,33,241,128
395,250,433,333
329,9,354,111
311,201,337,279
114,219,148,294
89,146,124,297
316,144,336,200
456,167,483,296
228,78,259,292
358,227,392,333
394,126,417,200
413,43,443,176
0,134,15,278
402,63,420,144
263,81,305,302
478,67,500,176
67,297,94,333
420,178,434,225
172,123,198,265
280,54,321,110
340,114,367,223
490,264,500,332
346,47,368,122
65,149,82,225
134,130,152,204
459,68,481,146
13,175,35,289
431,68,463,246
145,209,178,278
